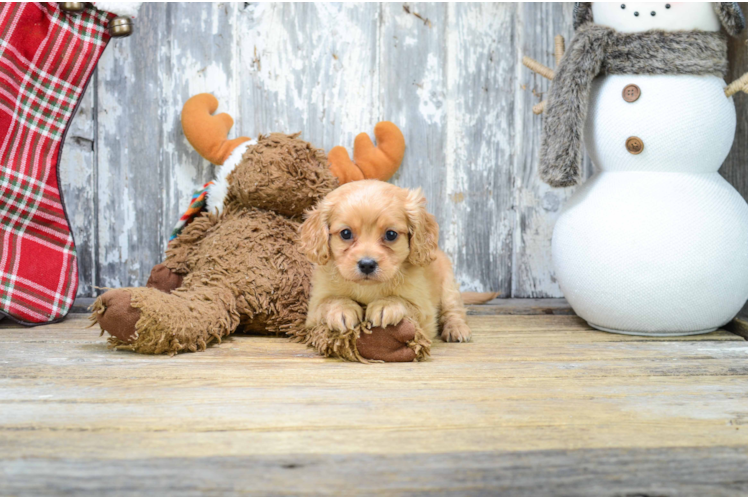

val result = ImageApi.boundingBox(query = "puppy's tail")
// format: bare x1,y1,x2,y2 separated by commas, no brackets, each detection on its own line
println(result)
461,292,499,305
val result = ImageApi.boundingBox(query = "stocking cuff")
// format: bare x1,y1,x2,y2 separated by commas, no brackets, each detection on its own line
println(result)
91,2,142,18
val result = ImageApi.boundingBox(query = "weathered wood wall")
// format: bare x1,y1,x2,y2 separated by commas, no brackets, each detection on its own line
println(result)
59,2,748,298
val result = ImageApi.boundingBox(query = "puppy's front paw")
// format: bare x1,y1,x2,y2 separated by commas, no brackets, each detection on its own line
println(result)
441,320,472,343
365,298,408,328
325,302,363,332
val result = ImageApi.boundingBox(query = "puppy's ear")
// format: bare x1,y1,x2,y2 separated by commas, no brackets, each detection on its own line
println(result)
299,200,331,265
404,188,439,267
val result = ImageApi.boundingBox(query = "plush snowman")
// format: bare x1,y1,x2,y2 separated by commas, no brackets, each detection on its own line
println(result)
526,3,748,335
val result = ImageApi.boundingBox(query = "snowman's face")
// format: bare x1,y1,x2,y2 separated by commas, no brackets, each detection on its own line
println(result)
591,3,721,33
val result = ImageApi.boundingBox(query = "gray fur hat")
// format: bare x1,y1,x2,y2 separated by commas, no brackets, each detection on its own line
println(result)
574,2,745,36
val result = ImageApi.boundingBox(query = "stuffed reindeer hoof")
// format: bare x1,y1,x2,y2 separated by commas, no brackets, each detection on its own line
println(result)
357,320,431,362
145,263,183,293
357,321,418,362
93,290,140,344
93,264,180,345
299,319,430,363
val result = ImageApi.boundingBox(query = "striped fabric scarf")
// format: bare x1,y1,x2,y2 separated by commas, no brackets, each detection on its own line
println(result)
169,181,214,242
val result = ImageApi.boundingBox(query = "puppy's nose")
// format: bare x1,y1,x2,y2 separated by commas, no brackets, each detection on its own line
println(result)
358,258,378,275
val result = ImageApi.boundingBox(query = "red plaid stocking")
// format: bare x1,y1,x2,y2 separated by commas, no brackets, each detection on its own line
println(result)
0,3,114,324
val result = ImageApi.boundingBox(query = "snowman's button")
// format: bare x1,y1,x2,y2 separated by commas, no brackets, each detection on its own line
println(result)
622,84,641,102
626,136,644,154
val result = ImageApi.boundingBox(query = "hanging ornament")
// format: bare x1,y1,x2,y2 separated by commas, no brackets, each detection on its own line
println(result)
108,16,133,37
58,3,85,13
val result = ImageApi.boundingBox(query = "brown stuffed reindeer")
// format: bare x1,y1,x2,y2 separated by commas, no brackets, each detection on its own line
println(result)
91,94,427,362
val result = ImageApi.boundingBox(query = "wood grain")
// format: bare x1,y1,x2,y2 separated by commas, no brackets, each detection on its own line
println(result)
237,3,381,150
1,312,747,494
468,297,575,315
3,447,748,496
723,2,748,198
95,3,168,288
513,2,580,298
439,3,516,297
59,84,96,297
379,1,447,260
725,315,748,339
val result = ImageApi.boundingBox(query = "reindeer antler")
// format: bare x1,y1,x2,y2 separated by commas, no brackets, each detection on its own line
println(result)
181,94,251,165
328,122,406,184
522,35,564,115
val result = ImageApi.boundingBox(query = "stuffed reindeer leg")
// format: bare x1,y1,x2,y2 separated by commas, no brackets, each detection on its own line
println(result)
93,285,239,354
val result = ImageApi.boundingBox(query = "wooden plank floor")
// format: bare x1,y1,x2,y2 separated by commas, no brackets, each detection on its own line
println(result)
2,307,748,495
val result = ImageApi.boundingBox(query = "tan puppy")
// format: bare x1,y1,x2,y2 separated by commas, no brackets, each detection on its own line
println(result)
300,180,471,344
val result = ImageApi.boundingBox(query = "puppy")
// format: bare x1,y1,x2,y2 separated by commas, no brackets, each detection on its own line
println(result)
300,179,471,343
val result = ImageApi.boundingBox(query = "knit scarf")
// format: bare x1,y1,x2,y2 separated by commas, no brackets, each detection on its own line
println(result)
539,25,729,188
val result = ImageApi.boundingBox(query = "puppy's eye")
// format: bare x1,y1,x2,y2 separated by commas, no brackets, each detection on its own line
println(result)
384,230,398,242
340,229,353,240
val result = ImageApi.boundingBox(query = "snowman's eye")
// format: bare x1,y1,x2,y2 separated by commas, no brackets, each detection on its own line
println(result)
621,3,625,9
665,4,671,8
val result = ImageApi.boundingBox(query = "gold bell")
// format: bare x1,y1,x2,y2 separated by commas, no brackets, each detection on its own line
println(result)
59,2,85,12
108,16,133,37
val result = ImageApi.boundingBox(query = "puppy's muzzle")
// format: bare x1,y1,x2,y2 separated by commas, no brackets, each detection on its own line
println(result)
357,258,378,275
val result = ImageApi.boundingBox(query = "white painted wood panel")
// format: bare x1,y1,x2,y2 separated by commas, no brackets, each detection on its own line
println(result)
237,3,381,150
442,3,517,297
60,2,748,299
512,2,575,298
59,85,96,297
